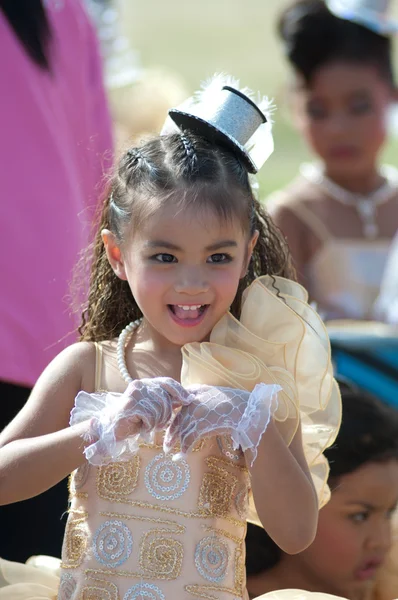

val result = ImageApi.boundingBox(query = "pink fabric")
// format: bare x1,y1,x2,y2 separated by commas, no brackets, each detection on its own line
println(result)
0,0,113,387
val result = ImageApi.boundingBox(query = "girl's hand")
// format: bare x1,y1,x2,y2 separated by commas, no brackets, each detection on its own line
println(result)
164,382,280,462
112,377,193,440
72,377,193,465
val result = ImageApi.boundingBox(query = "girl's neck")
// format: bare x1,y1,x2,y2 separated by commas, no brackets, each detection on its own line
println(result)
126,319,184,382
324,165,384,195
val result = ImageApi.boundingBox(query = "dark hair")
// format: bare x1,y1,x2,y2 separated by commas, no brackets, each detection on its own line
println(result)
278,0,394,85
1,0,52,70
246,382,398,575
78,131,295,341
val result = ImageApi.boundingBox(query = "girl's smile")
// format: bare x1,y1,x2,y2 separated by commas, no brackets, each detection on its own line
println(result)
104,200,257,348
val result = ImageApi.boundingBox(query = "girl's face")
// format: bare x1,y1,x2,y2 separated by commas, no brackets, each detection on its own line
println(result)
105,199,257,348
291,460,398,600
293,62,392,181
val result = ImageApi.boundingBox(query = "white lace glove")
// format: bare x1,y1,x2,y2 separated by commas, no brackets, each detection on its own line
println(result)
70,377,193,465
164,382,280,464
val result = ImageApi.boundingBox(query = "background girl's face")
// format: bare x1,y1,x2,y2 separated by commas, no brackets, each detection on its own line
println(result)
293,62,392,181
117,199,256,347
293,460,398,600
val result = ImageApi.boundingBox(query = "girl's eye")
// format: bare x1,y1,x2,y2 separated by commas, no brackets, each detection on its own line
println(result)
207,253,232,264
306,103,328,120
349,512,369,523
350,101,372,115
152,253,177,263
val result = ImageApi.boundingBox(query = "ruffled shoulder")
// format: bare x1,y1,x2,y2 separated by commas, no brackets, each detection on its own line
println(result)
181,275,341,509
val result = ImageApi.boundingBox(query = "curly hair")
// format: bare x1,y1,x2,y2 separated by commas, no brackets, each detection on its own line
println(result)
278,0,394,86
78,131,295,342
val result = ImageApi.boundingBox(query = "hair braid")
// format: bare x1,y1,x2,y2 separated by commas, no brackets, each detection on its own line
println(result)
76,133,296,341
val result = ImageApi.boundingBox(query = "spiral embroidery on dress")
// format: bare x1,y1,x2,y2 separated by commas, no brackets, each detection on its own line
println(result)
144,453,190,501
123,582,165,600
61,514,89,568
97,457,140,501
71,462,90,491
93,520,133,568
140,531,184,579
234,484,249,519
58,572,77,600
194,535,229,583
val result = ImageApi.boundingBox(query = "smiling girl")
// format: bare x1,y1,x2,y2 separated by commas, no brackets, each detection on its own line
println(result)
0,76,340,600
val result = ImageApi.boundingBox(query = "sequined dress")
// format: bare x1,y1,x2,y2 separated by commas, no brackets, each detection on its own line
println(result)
60,432,250,600
0,276,343,600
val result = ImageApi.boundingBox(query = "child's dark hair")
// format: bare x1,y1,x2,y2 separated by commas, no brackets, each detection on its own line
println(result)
278,0,394,86
79,132,294,341
246,382,398,575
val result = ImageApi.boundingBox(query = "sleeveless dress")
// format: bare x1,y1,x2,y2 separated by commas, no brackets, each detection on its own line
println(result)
268,174,398,321
0,276,343,600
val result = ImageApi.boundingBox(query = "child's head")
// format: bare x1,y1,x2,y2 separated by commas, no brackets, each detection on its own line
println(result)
278,0,395,180
246,383,398,600
80,130,293,344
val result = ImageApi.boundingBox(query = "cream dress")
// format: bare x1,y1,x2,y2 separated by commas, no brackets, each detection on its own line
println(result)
0,277,342,600
268,172,398,321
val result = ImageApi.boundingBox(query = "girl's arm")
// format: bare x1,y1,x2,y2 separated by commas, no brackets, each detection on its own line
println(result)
0,342,96,505
248,419,318,555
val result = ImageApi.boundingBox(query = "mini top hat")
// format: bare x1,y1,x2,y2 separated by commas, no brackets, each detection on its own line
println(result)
326,0,398,35
167,74,274,174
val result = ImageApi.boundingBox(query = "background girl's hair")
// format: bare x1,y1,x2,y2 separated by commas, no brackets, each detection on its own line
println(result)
78,131,295,341
278,0,394,85
245,382,398,575
0,0,52,70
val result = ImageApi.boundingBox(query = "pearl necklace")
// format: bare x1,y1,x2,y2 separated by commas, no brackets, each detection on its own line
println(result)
300,163,398,239
116,319,142,384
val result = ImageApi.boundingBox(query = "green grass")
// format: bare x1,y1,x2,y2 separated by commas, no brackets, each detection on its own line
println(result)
121,0,398,196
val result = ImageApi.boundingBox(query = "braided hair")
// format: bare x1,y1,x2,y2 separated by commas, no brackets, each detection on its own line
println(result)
78,131,294,341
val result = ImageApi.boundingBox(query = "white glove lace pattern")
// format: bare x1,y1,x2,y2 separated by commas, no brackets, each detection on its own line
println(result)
164,382,280,464
70,377,193,465
70,378,280,466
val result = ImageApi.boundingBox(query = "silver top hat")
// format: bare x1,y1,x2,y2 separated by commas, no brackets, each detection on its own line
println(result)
167,74,274,174
326,0,398,35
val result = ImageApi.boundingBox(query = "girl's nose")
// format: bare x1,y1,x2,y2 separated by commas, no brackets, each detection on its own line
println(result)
366,521,392,554
174,267,210,295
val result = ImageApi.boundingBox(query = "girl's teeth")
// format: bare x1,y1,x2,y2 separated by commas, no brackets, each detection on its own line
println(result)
177,305,202,311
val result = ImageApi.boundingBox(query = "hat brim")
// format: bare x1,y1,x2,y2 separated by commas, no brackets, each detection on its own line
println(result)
168,109,257,173
327,2,398,35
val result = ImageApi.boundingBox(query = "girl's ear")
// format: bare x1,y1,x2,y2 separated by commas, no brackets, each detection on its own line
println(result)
241,230,259,278
102,229,127,280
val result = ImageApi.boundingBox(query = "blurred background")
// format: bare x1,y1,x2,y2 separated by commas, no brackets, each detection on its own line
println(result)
119,0,398,196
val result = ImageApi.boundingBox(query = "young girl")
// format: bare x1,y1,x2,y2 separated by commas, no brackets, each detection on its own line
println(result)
0,76,340,600
246,383,398,600
269,0,398,321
